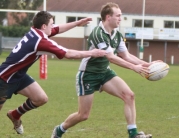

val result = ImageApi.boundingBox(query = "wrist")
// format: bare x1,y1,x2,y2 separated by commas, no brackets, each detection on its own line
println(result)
75,20,80,26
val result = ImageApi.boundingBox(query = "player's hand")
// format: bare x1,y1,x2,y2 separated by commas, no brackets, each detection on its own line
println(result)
142,60,163,67
77,17,92,26
150,60,163,64
91,49,107,57
133,64,149,77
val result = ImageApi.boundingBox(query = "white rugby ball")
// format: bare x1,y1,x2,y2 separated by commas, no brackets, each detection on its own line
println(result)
146,62,169,81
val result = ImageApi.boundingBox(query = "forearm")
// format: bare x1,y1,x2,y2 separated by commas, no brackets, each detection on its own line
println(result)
124,53,148,65
58,21,79,33
65,50,92,59
109,55,135,70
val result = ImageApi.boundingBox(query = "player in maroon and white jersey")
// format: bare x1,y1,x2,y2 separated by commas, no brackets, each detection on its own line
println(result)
0,11,106,134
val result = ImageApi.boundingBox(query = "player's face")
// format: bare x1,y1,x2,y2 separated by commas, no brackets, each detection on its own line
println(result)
44,18,53,35
109,7,122,28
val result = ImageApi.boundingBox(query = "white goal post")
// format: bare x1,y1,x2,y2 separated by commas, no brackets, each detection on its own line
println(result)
0,0,48,79
0,0,46,13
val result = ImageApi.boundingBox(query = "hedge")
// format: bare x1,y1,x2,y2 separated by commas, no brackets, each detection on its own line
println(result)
0,25,30,37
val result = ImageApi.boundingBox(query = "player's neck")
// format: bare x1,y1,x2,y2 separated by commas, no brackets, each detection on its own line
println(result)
102,22,113,36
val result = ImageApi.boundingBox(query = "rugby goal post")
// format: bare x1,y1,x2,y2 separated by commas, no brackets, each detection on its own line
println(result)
0,0,48,79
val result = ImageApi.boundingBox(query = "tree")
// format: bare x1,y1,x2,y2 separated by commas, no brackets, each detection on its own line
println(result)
6,0,43,26
0,0,9,25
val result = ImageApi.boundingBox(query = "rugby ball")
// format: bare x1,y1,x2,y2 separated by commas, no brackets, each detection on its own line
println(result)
146,62,169,81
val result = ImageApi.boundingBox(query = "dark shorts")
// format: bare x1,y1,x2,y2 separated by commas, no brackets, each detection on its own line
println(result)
0,74,35,102
76,69,117,96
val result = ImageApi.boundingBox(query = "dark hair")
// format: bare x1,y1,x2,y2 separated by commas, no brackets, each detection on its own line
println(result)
33,11,53,29
100,2,119,21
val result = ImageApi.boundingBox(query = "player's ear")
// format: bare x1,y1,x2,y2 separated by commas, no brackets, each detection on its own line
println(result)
41,24,46,30
106,14,111,20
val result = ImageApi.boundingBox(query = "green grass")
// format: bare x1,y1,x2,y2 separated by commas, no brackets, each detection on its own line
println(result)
0,52,179,138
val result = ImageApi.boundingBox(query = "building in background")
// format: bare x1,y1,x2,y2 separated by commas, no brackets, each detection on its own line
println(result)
4,0,179,64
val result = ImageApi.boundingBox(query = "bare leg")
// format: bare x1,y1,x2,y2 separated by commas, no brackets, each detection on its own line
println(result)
18,82,48,106
102,76,136,125
62,94,94,129
7,82,48,134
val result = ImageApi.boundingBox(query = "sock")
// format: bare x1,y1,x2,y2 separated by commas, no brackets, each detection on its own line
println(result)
127,125,138,138
57,123,66,137
11,98,38,120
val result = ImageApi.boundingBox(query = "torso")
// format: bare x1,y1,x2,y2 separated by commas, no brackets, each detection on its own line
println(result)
79,25,122,73
0,26,67,83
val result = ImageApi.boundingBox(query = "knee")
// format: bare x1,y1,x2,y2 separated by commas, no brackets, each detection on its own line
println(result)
79,113,90,121
129,92,135,100
123,91,135,102
33,95,48,106
39,95,48,105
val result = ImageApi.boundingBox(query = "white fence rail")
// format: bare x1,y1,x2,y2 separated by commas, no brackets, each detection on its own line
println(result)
2,37,21,49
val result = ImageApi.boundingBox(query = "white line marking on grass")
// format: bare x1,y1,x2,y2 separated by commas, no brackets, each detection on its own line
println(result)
66,128,92,133
67,121,144,133
118,121,143,125
166,116,179,119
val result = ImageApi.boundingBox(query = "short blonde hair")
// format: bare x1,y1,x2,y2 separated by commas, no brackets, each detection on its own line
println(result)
100,2,119,21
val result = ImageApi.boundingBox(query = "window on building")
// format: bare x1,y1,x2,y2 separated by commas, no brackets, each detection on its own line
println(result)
67,17,76,23
133,19,153,28
175,21,179,28
97,18,101,24
77,17,85,20
67,16,87,23
144,20,153,28
133,20,142,27
164,21,174,28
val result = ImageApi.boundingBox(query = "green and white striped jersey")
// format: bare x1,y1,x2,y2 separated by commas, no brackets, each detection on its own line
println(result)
79,21,127,73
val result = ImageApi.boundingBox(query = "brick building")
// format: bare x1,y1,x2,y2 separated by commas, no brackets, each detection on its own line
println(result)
38,0,179,64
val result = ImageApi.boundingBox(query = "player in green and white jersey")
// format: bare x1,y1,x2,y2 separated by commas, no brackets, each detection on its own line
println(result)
79,22,126,74
51,2,153,138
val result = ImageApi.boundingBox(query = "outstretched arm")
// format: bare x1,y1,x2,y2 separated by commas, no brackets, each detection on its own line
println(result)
118,51,148,65
106,52,148,75
64,49,106,59
58,17,92,33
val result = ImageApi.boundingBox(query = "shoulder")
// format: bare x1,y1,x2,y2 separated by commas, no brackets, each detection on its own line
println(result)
115,29,123,37
90,26,107,39
115,29,125,41
92,26,103,35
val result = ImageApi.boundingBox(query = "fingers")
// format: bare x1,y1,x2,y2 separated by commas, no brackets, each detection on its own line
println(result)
86,17,92,21
138,67,149,78
78,18,92,26
151,60,163,64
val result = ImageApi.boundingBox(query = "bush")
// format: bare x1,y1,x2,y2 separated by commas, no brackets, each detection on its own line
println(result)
0,25,30,37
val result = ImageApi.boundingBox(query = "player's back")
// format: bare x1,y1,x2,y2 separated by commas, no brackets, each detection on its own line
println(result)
0,29,42,83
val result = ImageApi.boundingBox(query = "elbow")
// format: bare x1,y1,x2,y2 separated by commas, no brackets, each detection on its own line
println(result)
64,51,76,59
65,54,71,59
108,57,115,63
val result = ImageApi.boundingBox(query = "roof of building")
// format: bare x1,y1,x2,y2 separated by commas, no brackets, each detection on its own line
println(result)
39,0,179,16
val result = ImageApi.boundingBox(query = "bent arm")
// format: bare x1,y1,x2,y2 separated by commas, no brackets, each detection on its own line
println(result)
106,52,135,70
118,50,149,65
106,52,149,74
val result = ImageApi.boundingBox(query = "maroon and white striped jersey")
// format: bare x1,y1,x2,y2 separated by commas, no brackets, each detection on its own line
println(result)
0,25,68,83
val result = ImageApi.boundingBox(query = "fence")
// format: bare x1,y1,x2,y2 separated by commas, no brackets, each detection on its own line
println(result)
0,33,2,54
1,37,21,49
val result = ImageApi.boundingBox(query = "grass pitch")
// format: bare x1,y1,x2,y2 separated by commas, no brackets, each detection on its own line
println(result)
0,52,179,138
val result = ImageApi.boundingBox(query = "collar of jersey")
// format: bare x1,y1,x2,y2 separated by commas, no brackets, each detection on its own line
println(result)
31,27,48,38
99,21,117,39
